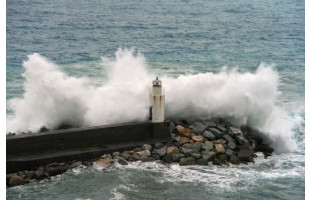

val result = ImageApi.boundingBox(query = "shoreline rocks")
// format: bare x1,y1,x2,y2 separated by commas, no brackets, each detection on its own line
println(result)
7,118,273,188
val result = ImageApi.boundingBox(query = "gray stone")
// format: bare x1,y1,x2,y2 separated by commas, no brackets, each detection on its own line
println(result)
208,127,223,137
217,126,227,133
25,171,36,179
193,142,202,152
203,130,216,140
141,157,156,162
141,144,152,151
180,147,197,157
192,122,207,134
201,151,216,162
216,154,228,165
133,150,151,160
182,143,194,149
229,156,240,165
153,147,166,157
228,142,236,149
154,143,165,149
112,152,121,157
166,146,179,155
204,121,217,128
222,134,235,144
171,153,185,162
115,156,128,165
197,158,209,165
191,153,201,159
121,151,131,160
229,127,248,144
162,155,172,164
133,147,143,152
225,149,234,157
202,141,213,151
179,157,196,166
151,153,161,160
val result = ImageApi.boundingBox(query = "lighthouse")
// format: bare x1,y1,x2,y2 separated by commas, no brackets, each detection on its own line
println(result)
149,77,165,123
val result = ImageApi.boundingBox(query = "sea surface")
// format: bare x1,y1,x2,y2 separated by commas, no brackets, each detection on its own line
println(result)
6,0,304,199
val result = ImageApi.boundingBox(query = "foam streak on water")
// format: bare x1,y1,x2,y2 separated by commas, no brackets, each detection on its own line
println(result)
7,49,303,153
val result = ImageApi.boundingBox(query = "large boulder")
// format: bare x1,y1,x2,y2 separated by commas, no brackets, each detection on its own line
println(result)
153,147,166,157
180,147,197,157
191,122,207,134
193,142,202,152
203,131,216,140
133,150,151,160
201,151,216,162
166,146,179,155
171,153,185,162
141,144,152,151
214,144,226,153
179,157,196,166
121,151,131,160
208,128,223,137
202,141,213,152
162,155,172,164
222,134,235,144
9,175,27,186
115,156,128,165
45,162,69,176
229,127,248,144
237,143,254,162
229,155,240,165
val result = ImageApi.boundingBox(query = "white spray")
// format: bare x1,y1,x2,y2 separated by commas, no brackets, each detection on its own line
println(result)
7,49,301,152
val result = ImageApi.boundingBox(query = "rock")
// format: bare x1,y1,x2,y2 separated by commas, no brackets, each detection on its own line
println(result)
215,144,226,153
216,154,228,165
45,163,69,176
217,125,227,133
191,122,207,134
121,151,131,160
179,157,196,166
256,144,274,154
192,135,204,143
9,175,27,186
203,131,216,140
222,134,235,144
162,155,172,164
141,157,156,162
196,158,209,165
176,125,191,137
213,139,227,144
175,136,190,145
229,155,240,165
70,161,83,168
154,143,165,149
6,174,14,185
208,127,223,137
228,142,236,150
96,157,113,167
133,150,151,160
165,141,178,148
166,146,179,155
204,121,217,128
133,147,143,152
24,171,36,179
229,127,248,144
225,149,234,157
171,153,185,162
112,152,121,157
34,170,48,179
202,141,213,151
201,151,216,161
180,147,196,157
172,118,188,127
182,143,194,149
193,142,202,152
151,153,161,160
191,153,201,159
153,147,166,157
100,154,112,159
212,158,222,166
115,156,128,165
189,140,195,144
237,143,254,161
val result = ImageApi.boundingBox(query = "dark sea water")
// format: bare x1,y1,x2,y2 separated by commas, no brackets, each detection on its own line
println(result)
6,0,304,199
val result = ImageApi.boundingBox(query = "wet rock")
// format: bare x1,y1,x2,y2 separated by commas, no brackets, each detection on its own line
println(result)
212,158,222,166
196,158,209,165
217,125,227,133
133,147,143,152
162,155,172,164
141,144,152,151
96,157,113,167
133,150,151,160
175,136,190,145
34,170,48,179
192,135,204,143
151,153,161,160
153,147,166,157
115,156,128,165
222,134,235,144
166,146,179,155
191,122,207,134
180,147,197,157
141,157,156,162
229,127,248,144
182,143,194,149
189,139,195,144
203,141,213,151
179,157,196,166
9,175,27,186
191,153,201,159
154,143,165,149
45,163,69,176
208,127,223,137
228,142,236,150
237,143,254,162
39,126,49,132
213,139,227,144
176,125,191,137
229,155,240,165
204,121,217,128
216,154,228,165
121,151,131,160
201,151,216,161
215,144,226,153
172,118,188,127
171,153,185,162
203,131,216,140
256,144,274,154
24,171,36,179
193,142,202,152
225,149,234,157
112,152,121,157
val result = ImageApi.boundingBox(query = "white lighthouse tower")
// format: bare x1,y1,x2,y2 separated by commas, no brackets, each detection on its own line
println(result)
149,77,165,123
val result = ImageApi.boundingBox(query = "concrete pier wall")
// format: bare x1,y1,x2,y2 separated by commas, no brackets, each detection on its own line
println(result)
7,122,171,174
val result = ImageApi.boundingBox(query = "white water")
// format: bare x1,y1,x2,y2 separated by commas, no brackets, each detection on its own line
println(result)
7,49,303,153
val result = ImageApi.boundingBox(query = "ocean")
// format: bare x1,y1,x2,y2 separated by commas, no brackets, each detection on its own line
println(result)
6,0,305,199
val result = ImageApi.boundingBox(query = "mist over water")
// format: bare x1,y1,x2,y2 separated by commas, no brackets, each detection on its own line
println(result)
7,49,302,153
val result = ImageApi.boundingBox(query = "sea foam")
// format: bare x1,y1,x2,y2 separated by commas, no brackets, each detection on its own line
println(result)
7,49,302,152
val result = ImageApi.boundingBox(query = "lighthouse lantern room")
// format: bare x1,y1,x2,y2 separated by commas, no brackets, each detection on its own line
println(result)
149,77,165,123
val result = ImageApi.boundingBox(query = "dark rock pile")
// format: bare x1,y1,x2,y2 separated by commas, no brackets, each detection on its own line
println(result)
7,118,274,188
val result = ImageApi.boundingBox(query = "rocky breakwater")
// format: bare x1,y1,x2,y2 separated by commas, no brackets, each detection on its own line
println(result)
7,118,274,188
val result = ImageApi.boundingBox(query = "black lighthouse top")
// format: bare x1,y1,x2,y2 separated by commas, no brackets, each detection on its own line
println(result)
152,77,162,87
